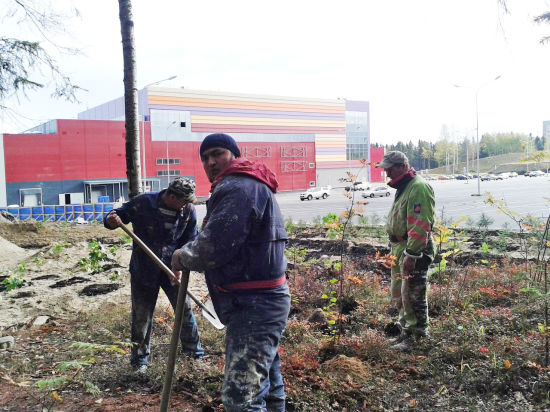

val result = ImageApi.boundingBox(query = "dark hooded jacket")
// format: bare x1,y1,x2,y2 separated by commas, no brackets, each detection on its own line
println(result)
177,158,288,318
105,190,198,288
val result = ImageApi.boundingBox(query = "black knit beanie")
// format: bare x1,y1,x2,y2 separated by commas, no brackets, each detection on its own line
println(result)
199,133,241,158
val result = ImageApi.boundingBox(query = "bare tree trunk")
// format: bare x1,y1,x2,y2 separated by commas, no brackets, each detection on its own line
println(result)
118,0,141,199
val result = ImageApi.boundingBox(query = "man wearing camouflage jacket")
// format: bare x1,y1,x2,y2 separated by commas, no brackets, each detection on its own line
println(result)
377,151,435,351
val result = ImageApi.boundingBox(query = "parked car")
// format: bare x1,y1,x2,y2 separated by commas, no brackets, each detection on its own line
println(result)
455,174,468,180
361,186,392,198
299,186,331,201
508,172,518,177
437,175,450,180
528,170,545,177
345,181,370,192
481,174,497,181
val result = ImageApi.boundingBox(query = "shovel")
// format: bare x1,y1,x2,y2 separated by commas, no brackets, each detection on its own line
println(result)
160,267,190,412
118,223,224,330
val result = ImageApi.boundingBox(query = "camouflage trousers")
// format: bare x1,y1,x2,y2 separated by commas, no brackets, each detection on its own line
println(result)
390,253,430,335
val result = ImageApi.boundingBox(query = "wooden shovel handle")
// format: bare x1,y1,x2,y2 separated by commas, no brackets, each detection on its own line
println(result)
119,222,176,282
160,268,190,411
118,222,217,318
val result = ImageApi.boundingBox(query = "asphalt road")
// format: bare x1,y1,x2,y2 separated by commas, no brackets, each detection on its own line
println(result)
195,175,550,230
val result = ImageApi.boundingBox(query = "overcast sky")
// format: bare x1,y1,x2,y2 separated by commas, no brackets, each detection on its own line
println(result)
1,0,550,144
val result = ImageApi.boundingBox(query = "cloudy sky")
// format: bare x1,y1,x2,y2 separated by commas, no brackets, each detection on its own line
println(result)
1,0,550,144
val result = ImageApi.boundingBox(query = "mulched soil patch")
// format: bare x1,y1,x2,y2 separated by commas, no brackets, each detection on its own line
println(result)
34,274,60,281
49,276,89,288
79,283,121,296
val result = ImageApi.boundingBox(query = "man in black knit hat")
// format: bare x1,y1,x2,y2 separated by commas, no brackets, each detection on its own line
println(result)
172,133,290,411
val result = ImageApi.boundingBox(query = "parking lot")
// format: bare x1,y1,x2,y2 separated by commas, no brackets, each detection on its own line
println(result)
196,174,550,229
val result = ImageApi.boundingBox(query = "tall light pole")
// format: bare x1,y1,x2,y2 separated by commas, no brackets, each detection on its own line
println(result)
138,75,177,192
454,75,501,196
166,120,176,187
143,75,177,88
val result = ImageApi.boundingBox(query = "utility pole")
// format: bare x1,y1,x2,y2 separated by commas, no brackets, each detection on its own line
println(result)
454,75,501,196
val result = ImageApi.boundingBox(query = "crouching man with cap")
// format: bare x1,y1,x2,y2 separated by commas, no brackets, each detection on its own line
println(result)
171,133,291,411
104,177,204,373
377,151,435,351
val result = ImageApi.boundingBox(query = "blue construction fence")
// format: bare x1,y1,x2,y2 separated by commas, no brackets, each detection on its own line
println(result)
0,203,115,222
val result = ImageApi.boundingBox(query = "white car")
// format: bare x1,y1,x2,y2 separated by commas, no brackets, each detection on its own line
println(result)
361,186,392,198
300,186,331,201
528,170,545,177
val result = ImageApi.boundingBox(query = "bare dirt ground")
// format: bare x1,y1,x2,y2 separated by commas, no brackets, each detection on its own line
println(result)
0,222,208,330
0,221,212,411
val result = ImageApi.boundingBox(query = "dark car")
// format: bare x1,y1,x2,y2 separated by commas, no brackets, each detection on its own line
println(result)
345,181,370,192
455,174,468,180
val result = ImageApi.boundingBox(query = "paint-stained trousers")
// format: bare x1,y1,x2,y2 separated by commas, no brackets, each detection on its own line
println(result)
217,285,291,412
130,276,203,366
390,243,430,335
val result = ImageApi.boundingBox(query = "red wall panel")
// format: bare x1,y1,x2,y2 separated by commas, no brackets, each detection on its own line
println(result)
370,147,385,183
5,119,328,198
4,120,129,183
5,133,62,182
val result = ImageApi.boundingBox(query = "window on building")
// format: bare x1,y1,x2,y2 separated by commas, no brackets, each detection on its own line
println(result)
347,144,368,160
157,170,181,176
156,158,181,165
346,110,369,161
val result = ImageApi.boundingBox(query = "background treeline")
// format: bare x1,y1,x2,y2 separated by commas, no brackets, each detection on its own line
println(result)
372,132,547,170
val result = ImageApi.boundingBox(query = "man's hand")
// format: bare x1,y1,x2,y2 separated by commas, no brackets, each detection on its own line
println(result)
167,269,181,286
171,249,184,272
402,255,416,274
105,211,122,229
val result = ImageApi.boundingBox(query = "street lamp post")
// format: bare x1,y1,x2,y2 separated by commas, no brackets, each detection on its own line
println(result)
454,75,501,196
143,75,177,88
165,121,176,187
138,75,177,192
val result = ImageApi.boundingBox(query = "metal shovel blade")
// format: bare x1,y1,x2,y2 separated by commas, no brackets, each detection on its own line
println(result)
201,299,224,330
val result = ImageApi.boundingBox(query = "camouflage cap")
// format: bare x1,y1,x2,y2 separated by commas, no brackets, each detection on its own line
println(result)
167,177,196,203
376,151,409,168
